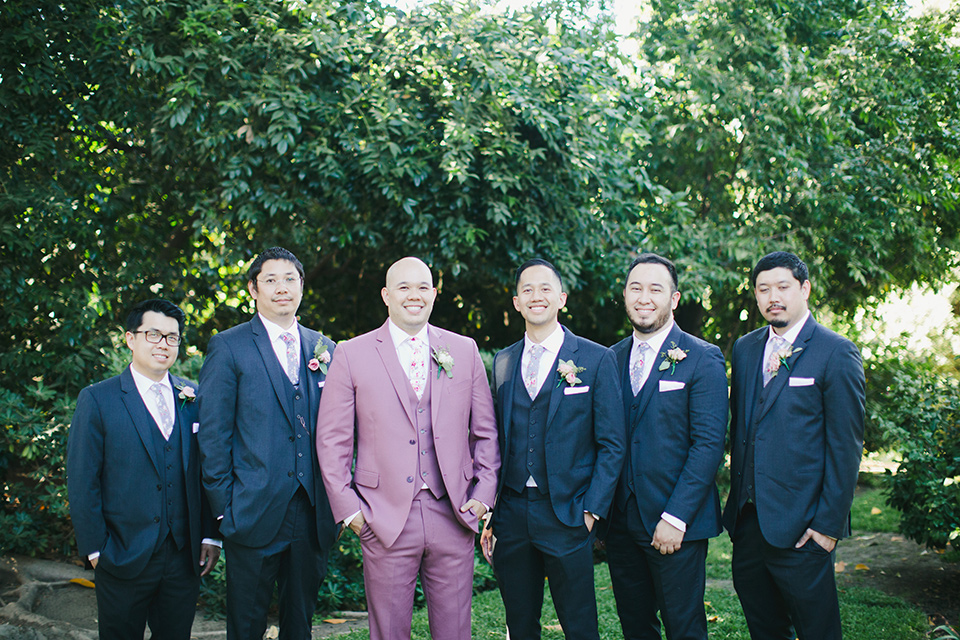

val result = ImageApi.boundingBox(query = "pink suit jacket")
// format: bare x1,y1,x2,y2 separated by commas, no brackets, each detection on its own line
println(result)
317,321,500,548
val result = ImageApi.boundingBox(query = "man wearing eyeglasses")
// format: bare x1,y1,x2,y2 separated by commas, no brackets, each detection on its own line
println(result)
198,247,337,640
67,298,221,640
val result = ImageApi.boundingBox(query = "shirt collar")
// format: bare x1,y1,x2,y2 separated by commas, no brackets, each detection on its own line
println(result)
767,310,810,345
259,312,299,343
130,365,171,396
388,319,429,349
524,324,565,356
632,319,675,355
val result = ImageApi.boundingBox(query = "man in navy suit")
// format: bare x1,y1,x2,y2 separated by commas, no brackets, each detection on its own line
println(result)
68,298,220,640
481,258,625,640
198,247,337,640
605,253,728,640
723,251,865,640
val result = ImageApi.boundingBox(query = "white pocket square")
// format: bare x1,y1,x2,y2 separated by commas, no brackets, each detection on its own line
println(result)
659,380,685,392
192,422,200,433
564,386,590,395
317,380,325,388
789,377,815,387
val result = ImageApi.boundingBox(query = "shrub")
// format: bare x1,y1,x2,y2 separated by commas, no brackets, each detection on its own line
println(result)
873,369,960,548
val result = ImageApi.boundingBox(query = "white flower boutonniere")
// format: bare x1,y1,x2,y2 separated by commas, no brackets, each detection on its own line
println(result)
432,346,454,379
310,342,331,375
175,383,196,409
658,342,689,375
768,344,803,379
556,359,586,387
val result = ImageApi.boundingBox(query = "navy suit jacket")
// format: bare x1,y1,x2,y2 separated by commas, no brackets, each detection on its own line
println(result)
491,326,625,527
722,316,865,548
198,315,337,549
67,368,216,579
611,324,728,541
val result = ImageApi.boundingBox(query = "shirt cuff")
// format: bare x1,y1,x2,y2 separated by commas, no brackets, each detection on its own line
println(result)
661,512,687,532
88,551,100,561
201,538,222,548
584,510,601,521
343,510,362,527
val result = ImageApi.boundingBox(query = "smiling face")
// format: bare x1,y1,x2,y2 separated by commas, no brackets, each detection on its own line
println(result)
754,266,811,334
248,259,303,328
624,262,680,338
126,311,180,382
382,257,437,335
513,264,567,333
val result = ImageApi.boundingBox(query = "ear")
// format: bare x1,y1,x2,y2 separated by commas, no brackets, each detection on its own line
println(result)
247,280,258,300
670,290,681,310
381,287,390,307
125,331,136,351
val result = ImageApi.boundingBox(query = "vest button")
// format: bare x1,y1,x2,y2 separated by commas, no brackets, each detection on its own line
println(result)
296,394,301,400
418,408,424,413
298,452,303,457
157,485,162,491
288,471,294,477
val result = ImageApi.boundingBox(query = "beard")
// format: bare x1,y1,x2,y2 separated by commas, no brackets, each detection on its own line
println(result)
629,308,671,336
768,318,789,328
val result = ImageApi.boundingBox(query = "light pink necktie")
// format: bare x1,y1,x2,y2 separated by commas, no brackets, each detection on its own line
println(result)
151,382,173,440
409,337,427,399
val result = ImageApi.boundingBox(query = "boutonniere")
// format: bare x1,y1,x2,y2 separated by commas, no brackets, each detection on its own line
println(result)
432,346,454,379
658,342,688,375
556,359,587,387
309,342,331,375
174,383,196,409
768,344,803,378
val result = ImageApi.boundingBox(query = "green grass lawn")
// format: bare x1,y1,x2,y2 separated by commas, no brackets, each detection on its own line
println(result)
333,482,929,639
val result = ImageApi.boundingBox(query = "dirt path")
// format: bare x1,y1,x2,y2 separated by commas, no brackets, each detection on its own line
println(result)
836,532,959,631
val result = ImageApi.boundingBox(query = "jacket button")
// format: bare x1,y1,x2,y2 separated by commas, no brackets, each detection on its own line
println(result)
409,440,416,445
406,476,414,483
290,436,295,442
157,485,162,491
154,517,160,523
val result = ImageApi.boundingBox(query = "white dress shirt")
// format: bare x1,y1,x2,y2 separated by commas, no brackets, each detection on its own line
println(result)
259,312,301,379
521,325,565,399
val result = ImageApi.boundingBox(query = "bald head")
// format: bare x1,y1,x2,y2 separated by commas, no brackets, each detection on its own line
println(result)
382,257,438,335
385,257,433,289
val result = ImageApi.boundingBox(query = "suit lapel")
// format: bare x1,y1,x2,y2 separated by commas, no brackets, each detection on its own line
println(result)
496,341,523,446
756,318,816,422
169,374,194,472
612,337,633,415
299,327,321,435
546,327,577,428
119,367,162,475
251,316,295,428
739,330,766,430
375,322,417,426
427,326,446,429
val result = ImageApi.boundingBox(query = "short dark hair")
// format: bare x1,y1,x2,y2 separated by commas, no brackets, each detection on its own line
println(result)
515,258,563,291
247,247,305,291
626,253,679,292
125,299,186,335
751,251,809,287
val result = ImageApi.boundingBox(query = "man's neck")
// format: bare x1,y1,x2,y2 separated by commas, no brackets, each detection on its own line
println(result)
130,363,167,384
525,320,560,344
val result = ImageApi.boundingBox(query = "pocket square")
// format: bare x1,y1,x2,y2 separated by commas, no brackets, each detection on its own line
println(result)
192,422,200,433
317,380,325,389
564,386,590,395
659,380,685,392
789,377,815,387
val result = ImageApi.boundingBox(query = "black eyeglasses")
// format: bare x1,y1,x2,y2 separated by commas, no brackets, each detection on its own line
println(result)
132,330,182,347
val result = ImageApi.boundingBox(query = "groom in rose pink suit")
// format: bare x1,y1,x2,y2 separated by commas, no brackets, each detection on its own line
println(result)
317,257,500,640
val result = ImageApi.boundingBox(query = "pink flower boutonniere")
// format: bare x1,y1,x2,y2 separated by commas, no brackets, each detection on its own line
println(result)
658,342,689,375
310,342,331,375
175,383,196,409
432,346,455,379
556,359,587,387
768,344,803,379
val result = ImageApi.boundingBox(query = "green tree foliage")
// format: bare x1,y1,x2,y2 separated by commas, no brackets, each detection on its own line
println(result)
630,0,960,349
